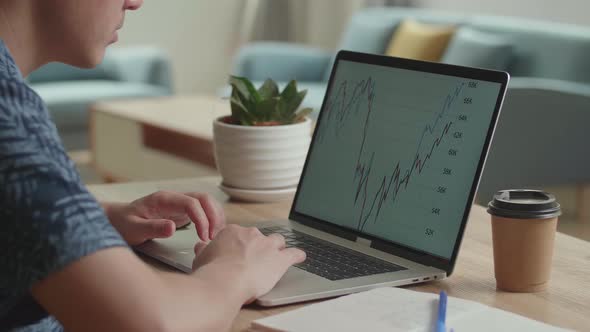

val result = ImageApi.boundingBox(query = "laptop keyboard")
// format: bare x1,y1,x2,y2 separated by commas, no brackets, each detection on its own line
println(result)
259,226,406,280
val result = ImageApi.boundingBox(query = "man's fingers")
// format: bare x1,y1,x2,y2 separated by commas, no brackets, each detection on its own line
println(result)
184,192,226,239
185,198,210,242
148,191,210,241
280,247,306,265
142,219,176,239
192,241,209,271
266,233,286,249
193,241,208,256
174,218,190,229
267,248,306,284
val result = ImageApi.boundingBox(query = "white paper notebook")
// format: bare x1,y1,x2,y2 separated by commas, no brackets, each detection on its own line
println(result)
250,287,569,332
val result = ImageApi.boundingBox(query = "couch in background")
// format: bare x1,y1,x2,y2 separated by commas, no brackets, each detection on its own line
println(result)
28,46,173,150
230,7,590,204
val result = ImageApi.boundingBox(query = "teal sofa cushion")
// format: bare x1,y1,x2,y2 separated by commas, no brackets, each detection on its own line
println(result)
27,61,118,83
234,42,332,82
469,16,590,83
441,27,513,71
31,80,170,128
322,15,396,81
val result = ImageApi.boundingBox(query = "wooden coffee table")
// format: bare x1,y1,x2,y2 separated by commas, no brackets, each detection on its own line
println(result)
90,95,230,182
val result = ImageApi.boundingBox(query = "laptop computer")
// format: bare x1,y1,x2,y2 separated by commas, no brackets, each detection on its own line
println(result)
136,50,509,306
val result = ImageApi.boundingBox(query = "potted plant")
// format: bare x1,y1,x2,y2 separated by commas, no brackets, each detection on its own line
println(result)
213,76,314,199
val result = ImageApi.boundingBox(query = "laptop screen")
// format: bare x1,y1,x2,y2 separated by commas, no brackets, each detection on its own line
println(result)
292,57,504,260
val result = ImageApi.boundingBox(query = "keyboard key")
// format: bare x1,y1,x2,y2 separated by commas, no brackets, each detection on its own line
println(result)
259,226,407,280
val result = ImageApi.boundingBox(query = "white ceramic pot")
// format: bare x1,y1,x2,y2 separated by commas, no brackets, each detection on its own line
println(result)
213,116,312,190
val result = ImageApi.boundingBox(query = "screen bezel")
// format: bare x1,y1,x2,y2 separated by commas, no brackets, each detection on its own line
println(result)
289,50,509,275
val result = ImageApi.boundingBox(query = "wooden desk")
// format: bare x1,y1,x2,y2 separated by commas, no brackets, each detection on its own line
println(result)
89,177,590,331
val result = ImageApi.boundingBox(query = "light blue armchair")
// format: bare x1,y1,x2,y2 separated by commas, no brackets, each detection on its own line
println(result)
28,46,173,150
231,7,590,204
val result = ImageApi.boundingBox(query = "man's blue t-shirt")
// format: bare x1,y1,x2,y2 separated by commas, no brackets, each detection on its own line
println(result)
0,41,128,331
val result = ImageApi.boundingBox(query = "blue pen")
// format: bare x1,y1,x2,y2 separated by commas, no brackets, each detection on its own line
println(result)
436,291,447,332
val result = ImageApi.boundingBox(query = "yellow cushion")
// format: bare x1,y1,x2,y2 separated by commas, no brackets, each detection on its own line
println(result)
386,20,456,62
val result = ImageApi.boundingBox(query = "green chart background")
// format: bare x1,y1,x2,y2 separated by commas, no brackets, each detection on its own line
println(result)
294,60,502,259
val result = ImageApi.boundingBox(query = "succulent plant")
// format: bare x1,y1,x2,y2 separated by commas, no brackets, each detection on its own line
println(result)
227,75,313,126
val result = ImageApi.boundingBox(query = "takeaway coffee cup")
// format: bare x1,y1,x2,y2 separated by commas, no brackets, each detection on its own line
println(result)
487,190,561,292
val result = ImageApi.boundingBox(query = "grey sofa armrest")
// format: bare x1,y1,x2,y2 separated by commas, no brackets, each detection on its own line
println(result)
232,42,332,82
106,46,173,93
476,77,590,203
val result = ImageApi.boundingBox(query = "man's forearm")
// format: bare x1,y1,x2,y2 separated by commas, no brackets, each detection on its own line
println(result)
156,264,248,332
33,247,249,332
100,201,124,222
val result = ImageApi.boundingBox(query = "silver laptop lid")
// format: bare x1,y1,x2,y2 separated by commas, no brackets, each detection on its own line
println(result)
289,51,509,275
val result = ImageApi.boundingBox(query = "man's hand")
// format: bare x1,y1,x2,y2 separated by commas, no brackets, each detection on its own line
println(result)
102,191,226,246
192,224,306,303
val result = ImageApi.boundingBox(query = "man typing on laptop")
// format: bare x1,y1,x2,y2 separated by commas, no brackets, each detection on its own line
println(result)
0,1,304,331
137,50,508,306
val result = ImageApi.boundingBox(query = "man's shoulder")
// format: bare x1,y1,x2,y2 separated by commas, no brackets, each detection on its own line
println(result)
0,70,26,86
0,76,46,126
0,73,43,105
0,72,62,168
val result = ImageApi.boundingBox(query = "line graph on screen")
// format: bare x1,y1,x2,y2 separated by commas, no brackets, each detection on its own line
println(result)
318,77,467,232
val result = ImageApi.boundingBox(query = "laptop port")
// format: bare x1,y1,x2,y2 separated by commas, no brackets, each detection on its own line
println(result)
423,277,430,281
412,279,419,282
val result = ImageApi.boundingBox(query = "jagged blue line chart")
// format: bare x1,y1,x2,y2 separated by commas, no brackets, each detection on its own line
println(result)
295,60,501,258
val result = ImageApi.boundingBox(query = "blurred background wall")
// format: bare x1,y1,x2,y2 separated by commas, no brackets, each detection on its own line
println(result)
414,0,590,26
116,1,242,94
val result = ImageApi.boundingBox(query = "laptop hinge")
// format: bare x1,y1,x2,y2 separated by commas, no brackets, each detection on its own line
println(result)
355,237,372,247
370,238,443,268
295,217,357,241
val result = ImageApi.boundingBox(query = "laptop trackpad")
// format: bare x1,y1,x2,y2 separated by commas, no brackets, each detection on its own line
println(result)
265,266,336,298
135,225,199,273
